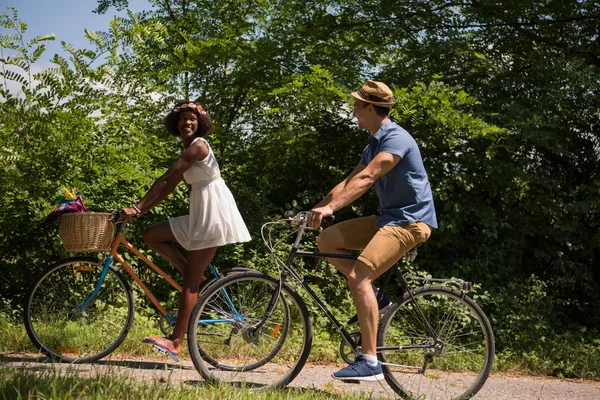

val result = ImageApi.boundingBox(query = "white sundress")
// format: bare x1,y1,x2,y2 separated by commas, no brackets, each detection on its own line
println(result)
169,137,252,250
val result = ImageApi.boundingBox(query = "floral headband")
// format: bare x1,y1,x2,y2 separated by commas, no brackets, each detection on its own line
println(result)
172,103,207,115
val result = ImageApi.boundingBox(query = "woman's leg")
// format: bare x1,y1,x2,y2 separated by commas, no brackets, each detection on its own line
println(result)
144,246,218,355
143,220,188,273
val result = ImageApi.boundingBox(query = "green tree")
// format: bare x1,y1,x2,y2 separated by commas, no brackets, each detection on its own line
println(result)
1,0,599,378
0,8,179,310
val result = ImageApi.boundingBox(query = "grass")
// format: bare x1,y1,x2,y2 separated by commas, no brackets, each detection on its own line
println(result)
0,364,375,400
2,312,348,364
494,335,600,380
3,311,600,381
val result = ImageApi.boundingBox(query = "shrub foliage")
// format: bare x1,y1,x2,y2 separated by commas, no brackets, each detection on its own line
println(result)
1,1,598,378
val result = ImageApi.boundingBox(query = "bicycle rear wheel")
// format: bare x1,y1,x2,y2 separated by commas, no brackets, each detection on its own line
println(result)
188,271,312,390
24,257,134,363
378,286,494,400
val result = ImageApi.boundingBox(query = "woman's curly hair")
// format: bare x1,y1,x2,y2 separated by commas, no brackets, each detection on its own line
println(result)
164,101,213,137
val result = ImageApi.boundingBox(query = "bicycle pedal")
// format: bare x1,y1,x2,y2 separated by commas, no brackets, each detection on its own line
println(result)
143,339,180,362
152,344,168,355
341,379,360,384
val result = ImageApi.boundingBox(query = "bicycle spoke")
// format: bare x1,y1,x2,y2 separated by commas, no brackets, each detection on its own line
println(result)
188,272,311,390
379,286,494,400
25,259,134,362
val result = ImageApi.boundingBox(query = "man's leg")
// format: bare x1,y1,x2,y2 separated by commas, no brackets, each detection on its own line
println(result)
347,261,378,356
316,217,384,380
317,225,379,353
330,259,384,381
316,215,377,277
351,222,432,357
316,225,357,277
318,218,389,326
329,222,431,380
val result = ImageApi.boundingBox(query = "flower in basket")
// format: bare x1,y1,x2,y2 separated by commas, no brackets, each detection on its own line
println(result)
44,187,88,224
57,187,77,204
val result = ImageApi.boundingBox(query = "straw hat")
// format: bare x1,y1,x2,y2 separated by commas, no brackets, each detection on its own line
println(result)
351,80,396,107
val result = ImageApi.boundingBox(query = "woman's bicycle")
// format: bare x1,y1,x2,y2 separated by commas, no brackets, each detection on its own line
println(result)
23,212,250,363
187,211,495,400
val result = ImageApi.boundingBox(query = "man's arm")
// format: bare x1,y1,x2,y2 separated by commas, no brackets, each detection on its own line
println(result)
308,152,401,229
312,164,366,209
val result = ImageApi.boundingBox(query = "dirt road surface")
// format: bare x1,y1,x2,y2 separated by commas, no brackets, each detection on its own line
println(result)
2,353,599,399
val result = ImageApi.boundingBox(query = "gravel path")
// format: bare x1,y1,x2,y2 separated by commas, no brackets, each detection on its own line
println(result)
2,353,599,399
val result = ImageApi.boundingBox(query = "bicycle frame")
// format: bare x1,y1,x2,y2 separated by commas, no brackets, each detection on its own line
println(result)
79,220,230,324
186,213,492,399
258,213,470,357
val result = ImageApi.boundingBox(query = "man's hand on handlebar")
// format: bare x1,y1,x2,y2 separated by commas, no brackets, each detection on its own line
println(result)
308,206,333,230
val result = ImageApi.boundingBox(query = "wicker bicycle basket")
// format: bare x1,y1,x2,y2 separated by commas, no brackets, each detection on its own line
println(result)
59,212,116,253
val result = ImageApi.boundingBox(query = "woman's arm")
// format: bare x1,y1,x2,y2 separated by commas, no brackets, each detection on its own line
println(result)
121,140,209,219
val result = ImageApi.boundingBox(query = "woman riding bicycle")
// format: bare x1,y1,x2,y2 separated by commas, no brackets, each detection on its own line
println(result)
120,101,251,359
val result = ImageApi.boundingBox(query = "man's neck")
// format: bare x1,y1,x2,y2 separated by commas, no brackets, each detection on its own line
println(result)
368,116,389,136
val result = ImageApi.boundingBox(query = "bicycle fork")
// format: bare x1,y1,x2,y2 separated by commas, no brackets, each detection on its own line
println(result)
76,256,114,312
243,270,286,344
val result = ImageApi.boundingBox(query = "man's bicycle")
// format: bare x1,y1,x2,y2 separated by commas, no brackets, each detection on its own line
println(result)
187,211,494,400
23,212,250,363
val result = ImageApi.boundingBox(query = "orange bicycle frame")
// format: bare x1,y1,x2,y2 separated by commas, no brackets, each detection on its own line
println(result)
108,231,182,317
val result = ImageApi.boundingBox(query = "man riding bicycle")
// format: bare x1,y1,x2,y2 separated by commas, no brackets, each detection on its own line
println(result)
308,80,438,381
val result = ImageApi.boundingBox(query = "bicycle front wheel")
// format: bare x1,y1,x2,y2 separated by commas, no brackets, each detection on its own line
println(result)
160,267,254,337
198,267,254,296
24,257,135,363
188,271,312,390
378,286,494,400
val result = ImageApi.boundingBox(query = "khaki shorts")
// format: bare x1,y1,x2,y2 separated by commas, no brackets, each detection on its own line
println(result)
334,215,431,277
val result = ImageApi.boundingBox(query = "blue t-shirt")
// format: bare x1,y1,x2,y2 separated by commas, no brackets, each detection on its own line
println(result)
359,120,438,229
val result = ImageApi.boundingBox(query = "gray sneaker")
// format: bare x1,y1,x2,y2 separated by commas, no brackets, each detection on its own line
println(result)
332,354,384,381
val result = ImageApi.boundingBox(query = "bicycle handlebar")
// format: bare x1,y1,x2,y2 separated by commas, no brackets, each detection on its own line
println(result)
260,211,335,255
285,211,335,229
110,210,134,224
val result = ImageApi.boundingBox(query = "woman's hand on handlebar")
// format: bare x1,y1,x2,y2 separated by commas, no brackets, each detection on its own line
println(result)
308,205,333,230
120,207,139,221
